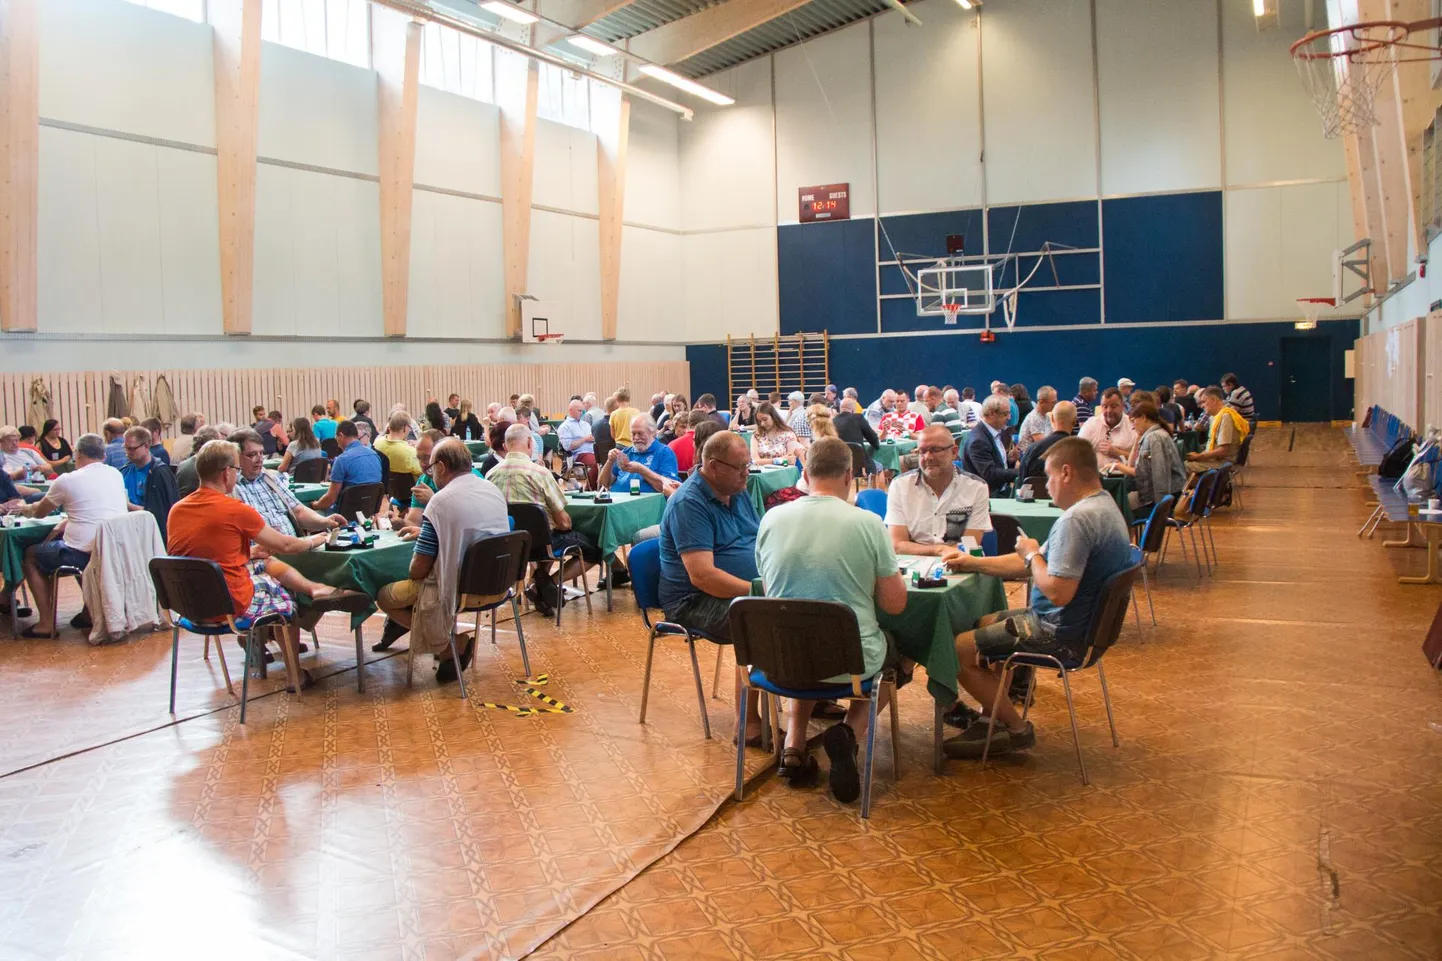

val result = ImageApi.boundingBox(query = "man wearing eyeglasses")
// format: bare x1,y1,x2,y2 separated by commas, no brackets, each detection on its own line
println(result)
885,426,991,557
120,425,180,542
1077,388,1137,469
657,430,766,745
228,428,344,540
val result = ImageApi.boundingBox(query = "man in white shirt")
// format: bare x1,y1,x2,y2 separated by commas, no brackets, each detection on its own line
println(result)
16,433,129,637
885,426,992,557
957,388,986,428
1077,387,1137,468
1,426,48,481
864,389,897,429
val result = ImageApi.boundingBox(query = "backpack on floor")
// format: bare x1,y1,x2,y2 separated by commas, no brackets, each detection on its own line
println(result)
1379,437,1414,479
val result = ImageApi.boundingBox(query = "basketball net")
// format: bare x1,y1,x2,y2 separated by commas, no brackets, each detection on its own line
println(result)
942,303,962,326
1296,296,1334,330
1291,19,1442,139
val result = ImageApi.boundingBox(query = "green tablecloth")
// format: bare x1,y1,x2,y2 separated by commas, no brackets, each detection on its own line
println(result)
464,440,489,458
874,439,917,472
1101,475,1135,525
1,517,63,590
290,483,329,506
543,432,559,454
746,465,801,514
1176,429,1205,456
263,457,282,471
565,492,666,560
276,529,417,627
989,498,1062,540
883,557,1009,706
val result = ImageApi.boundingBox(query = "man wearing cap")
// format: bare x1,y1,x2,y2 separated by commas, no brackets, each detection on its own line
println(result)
1117,378,1136,410
785,391,812,442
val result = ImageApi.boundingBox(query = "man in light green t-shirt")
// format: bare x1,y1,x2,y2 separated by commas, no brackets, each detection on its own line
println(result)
755,437,908,805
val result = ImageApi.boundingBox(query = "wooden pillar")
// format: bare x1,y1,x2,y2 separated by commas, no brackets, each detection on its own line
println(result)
211,0,262,336
0,0,39,332
597,96,630,343
374,8,422,338
498,56,539,340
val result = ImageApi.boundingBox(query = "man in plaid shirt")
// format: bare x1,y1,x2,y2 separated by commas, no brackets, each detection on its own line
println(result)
229,428,346,538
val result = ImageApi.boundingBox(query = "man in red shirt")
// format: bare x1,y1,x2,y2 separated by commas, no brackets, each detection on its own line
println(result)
168,439,360,689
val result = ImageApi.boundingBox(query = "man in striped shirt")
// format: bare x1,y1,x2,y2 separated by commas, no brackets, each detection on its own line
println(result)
1221,373,1256,422
1072,377,1099,432
925,387,961,432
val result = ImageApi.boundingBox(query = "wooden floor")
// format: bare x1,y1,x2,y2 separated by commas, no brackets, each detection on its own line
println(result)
2,425,1440,960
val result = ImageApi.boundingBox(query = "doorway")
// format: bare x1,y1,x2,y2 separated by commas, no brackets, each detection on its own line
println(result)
1279,337,1333,422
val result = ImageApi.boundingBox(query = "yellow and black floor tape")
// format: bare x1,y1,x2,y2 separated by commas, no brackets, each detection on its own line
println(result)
477,674,574,717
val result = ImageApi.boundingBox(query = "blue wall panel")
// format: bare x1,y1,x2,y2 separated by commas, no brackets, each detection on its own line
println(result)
688,320,1357,422
778,218,877,335
1102,191,1224,323
877,208,985,261
880,287,1100,333
987,200,1099,253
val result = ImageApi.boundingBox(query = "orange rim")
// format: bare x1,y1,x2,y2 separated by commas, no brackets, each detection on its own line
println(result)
1290,19,1411,62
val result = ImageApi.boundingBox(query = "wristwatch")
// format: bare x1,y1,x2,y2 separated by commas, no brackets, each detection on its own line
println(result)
1023,550,1039,568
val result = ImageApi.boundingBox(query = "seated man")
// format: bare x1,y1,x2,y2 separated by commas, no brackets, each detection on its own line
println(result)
1,425,49,482
924,387,961,433
864,389,897,429
1017,401,1077,483
310,405,338,444
176,425,222,498
101,419,129,470
14,433,129,637
120,425,180,542
956,387,986,428
609,388,641,447
0,467,41,618
962,396,1018,494
171,414,200,463
228,428,345,538
885,425,991,557
1017,386,1056,454
486,423,600,617
1077,388,1137,469
693,393,730,428
658,430,766,744
375,439,510,681
374,413,423,481
558,398,597,487
598,414,680,496
168,440,358,686
755,437,908,803
940,438,1133,759
313,420,382,512
1184,386,1246,476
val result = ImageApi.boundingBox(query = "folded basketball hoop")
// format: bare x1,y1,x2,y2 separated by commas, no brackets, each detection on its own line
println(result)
535,332,565,344
1296,296,1334,331
941,303,962,326
1291,18,1442,138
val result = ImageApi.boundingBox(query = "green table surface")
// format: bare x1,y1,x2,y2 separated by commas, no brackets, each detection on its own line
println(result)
564,491,666,560
276,529,417,627
1101,475,1135,525
543,432,559,454
464,440,489,457
1176,429,1206,456
988,498,1062,540
874,439,917,472
1,516,64,590
746,465,801,515
290,483,330,506
262,457,282,471
884,556,1009,706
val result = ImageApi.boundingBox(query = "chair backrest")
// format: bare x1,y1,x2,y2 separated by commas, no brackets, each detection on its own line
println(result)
728,597,866,689
506,502,553,561
628,537,663,614
1077,560,1146,667
847,442,869,478
855,488,887,519
457,531,531,598
148,557,235,622
991,513,1022,557
291,457,328,483
336,482,384,518
1204,465,1231,514
386,471,417,506
1185,470,1214,517
321,438,341,459
1138,494,1175,554
1234,431,1253,468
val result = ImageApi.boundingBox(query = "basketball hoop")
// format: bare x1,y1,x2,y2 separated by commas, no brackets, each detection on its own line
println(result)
941,303,962,326
1290,18,1442,138
1296,296,1334,330
534,332,565,344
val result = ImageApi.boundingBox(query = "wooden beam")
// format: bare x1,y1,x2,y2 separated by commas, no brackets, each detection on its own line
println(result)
373,8,422,338
537,0,642,30
597,96,630,342
211,0,263,336
0,0,39,333
1389,0,1442,257
499,56,539,340
1371,57,1412,284
626,0,811,66
1355,122,1390,291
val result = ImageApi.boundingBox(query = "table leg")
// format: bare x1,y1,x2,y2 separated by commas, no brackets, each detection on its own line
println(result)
933,701,944,776
1400,525,1442,585
1384,522,1428,549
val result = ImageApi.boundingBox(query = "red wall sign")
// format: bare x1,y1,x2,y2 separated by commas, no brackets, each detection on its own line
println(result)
798,183,851,223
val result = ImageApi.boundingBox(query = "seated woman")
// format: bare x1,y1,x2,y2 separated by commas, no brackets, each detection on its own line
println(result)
731,394,757,429
452,400,485,441
278,417,325,474
750,402,801,467
37,420,73,472
424,401,451,435
477,419,513,476
1109,399,1185,516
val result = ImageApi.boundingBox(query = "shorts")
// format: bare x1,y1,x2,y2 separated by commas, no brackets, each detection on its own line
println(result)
663,592,733,643
29,540,90,577
377,577,507,616
973,607,1083,668
241,559,296,623
550,530,602,563
880,631,913,688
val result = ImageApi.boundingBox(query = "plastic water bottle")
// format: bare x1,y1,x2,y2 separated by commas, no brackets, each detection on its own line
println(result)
629,477,640,496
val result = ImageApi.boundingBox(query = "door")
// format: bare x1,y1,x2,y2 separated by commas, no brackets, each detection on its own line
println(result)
1279,337,1333,422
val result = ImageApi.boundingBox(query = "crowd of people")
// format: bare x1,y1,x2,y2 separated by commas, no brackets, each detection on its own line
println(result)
0,371,1255,788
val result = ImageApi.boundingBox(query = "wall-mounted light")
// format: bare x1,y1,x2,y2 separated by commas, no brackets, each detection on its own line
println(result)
639,64,735,106
481,1,538,25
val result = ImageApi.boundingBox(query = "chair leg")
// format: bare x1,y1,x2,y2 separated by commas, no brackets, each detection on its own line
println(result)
711,646,724,699
578,560,593,616
212,632,234,697
239,629,255,725
512,595,531,678
1130,587,1143,636
980,663,1011,772
733,682,748,802
887,680,900,781
933,701,944,775
1019,669,1038,724
48,572,58,639
686,638,711,739
353,628,365,694
1205,517,1219,564
638,629,657,724
769,693,783,767
860,684,879,819
203,635,211,660
311,629,320,650
446,625,469,701
406,640,415,688
1098,661,1119,748
168,626,182,714
1141,565,1156,626
490,607,497,645
1158,528,1171,569
1058,669,1088,786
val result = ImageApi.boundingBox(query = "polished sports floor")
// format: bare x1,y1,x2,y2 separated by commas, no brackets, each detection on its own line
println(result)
2,425,1439,960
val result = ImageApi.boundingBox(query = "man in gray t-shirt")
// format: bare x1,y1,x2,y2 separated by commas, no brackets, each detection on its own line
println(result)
937,437,1134,760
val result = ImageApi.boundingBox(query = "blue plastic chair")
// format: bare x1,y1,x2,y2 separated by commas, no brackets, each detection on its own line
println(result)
855,488,887,520
1129,494,1175,627
630,538,723,739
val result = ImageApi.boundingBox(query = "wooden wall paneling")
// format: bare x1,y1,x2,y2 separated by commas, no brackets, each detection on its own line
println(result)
211,0,262,335
0,0,39,332
499,58,540,340
597,97,630,342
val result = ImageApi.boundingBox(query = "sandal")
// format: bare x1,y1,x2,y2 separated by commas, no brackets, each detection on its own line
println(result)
780,748,820,788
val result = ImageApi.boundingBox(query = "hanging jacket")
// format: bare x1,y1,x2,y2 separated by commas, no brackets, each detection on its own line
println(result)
27,379,53,434
81,511,170,644
152,374,179,428
107,376,129,420
128,377,151,425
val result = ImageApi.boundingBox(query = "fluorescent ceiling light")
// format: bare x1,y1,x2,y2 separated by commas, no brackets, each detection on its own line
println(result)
956,0,974,9
639,64,734,106
481,1,538,25
1252,0,1266,14
566,35,617,57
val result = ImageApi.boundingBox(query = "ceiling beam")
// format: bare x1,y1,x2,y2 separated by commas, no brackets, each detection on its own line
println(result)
626,0,812,66
537,0,644,30
211,0,263,336
373,7,422,339
0,0,39,332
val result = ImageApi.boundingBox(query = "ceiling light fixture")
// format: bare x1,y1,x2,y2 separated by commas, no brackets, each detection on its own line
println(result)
639,64,735,106
956,0,974,9
566,35,617,57
481,1,538,25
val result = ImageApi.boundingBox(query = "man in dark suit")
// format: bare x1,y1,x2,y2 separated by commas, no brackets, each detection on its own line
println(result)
962,395,1017,494
1018,401,1077,484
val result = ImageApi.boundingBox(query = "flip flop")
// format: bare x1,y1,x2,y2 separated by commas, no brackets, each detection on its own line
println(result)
19,626,51,639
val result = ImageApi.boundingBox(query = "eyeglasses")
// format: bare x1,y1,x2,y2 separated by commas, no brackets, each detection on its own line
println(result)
123,444,146,452
917,446,955,456
710,457,750,472
240,449,265,459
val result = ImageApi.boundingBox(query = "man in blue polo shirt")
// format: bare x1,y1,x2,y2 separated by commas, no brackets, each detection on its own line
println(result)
598,414,679,495
310,405,338,444
313,420,381,511
658,430,764,743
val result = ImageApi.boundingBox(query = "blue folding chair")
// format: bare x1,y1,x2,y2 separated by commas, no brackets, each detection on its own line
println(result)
630,538,724,739
855,488,887,520
1128,494,1175,627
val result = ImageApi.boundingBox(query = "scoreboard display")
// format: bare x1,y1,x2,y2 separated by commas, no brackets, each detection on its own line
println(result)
798,183,850,223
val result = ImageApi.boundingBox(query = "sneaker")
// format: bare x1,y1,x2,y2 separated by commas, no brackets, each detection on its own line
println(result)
371,617,409,652
822,723,861,803
942,701,981,730
942,720,1034,760
69,609,93,631
524,586,556,619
